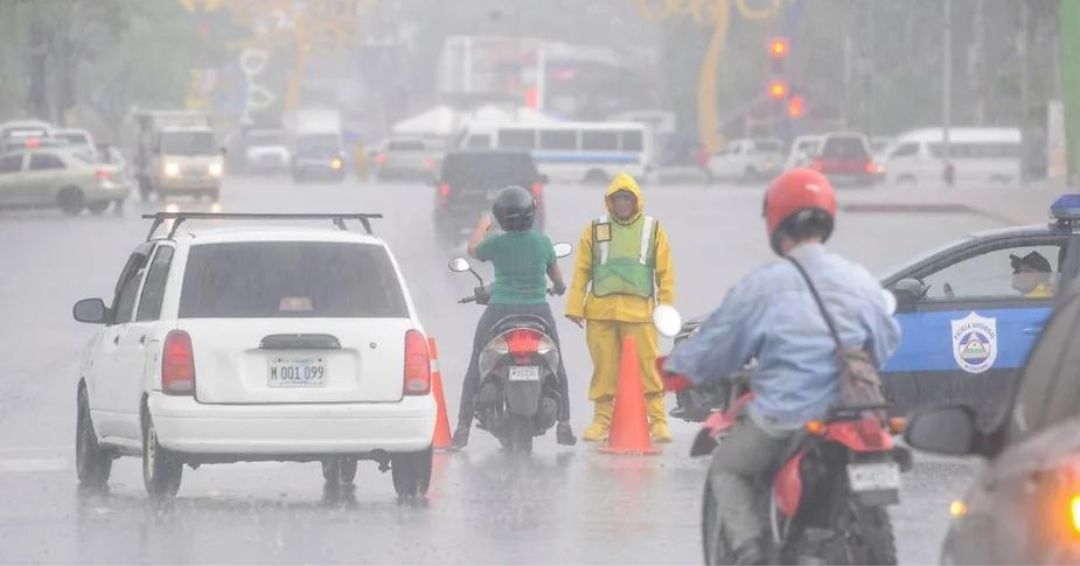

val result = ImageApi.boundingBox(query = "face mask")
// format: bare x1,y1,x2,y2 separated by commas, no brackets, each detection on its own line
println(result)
1011,272,1040,294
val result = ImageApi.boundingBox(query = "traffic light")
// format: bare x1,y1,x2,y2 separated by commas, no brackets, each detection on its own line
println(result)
768,37,790,60
768,79,789,101
787,94,805,118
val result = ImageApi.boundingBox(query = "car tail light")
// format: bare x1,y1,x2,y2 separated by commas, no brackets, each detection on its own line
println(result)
96,168,111,182
531,182,543,198
403,330,431,395
374,152,387,166
865,160,877,174
162,330,195,395
810,159,823,172
422,158,436,170
438,182,451,198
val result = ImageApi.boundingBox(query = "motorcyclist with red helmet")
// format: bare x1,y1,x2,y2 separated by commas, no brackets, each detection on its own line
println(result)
664,169,900,564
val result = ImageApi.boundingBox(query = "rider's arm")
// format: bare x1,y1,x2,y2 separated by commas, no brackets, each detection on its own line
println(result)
565,224,593,319
547,262,567,295
861,284,902,369
666,281,765,385
468,214,495,259
653,224,675,306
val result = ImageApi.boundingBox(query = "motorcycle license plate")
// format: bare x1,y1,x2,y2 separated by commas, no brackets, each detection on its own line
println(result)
268,357,327,387
847,461,901,493
508,366,540,382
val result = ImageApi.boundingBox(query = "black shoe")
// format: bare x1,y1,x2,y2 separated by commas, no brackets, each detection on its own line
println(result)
451,425,470,451
556,422,577,446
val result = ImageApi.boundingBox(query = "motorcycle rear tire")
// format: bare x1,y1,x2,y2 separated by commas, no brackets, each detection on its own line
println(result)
507,415,533,454
817,498,897,565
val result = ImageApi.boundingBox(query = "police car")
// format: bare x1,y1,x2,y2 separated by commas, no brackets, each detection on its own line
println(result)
671,195,1080,425
880,194,1080,424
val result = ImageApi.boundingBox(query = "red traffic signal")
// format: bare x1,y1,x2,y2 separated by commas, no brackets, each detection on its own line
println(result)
768,79,789,101
788,95,805,118
769,37,790,59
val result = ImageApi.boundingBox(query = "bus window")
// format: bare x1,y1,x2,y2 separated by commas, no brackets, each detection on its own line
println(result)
620,131,643,151
499,129,536,150
540,130,577,151
583,131,618,151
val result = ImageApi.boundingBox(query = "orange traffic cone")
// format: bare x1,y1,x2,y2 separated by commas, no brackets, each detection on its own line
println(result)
600,336,660,455
429,337,452,450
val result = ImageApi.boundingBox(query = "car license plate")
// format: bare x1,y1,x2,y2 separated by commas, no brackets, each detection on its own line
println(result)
847,461,901,493
508,366,540,382
268,357,327,387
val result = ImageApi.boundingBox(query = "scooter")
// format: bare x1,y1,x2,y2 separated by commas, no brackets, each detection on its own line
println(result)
447,243,572,453
651,307,913,565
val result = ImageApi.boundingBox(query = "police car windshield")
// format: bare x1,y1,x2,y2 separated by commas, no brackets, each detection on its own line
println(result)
877,235,976,283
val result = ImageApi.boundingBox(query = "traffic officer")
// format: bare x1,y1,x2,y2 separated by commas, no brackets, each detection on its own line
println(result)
566,172,676,442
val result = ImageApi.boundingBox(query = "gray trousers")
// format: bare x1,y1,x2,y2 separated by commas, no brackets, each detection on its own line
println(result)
707,418,795,554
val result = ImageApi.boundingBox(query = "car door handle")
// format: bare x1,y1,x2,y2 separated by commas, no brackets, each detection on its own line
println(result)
138,335,147,346
113,335,120,345
1022,325,1044,335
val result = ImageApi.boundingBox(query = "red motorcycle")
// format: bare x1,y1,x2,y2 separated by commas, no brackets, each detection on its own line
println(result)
659,358,912,565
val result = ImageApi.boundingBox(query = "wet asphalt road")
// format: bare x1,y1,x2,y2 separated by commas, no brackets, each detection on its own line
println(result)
0,174,1012,564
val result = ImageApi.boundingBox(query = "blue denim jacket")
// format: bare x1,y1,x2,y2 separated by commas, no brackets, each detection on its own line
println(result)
667,243,901,431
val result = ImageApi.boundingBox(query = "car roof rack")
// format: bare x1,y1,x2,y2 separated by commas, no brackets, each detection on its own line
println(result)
141,212,383,241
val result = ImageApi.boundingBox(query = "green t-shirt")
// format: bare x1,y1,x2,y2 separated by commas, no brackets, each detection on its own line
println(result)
476,230,555,305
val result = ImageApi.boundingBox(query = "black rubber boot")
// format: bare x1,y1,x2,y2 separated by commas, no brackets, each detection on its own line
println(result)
556,422,577,446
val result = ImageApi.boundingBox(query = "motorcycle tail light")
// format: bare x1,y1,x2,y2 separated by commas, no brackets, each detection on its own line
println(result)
805,420,826,436
506,329,542,362
888,417,907,434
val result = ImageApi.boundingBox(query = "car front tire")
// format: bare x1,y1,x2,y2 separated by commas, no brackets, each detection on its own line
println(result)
57,187,85,215
75,389,111,488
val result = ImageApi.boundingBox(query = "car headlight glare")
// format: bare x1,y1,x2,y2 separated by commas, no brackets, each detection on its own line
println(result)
164,162,181,177
209,161,224,177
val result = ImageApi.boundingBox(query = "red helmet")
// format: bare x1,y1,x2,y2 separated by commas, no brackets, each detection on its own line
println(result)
764,168,837,253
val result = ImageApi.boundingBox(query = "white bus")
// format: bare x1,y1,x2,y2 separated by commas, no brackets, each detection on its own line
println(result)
456,121,653,184
882,127,1022,187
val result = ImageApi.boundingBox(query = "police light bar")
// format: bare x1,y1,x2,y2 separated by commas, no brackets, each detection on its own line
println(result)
1050,194,1080,222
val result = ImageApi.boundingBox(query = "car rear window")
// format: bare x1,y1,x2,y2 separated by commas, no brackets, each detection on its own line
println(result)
440,152,538,190
179,242,408,319
822,137,869,158
753,140,782,152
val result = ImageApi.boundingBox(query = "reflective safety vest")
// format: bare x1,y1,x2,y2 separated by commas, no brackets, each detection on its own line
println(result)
591,214,658,298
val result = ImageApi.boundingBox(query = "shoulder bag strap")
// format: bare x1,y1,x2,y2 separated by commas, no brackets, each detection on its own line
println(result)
787,257,842,348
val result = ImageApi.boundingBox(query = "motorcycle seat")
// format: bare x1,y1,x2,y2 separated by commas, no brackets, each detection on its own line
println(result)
489,314,552,339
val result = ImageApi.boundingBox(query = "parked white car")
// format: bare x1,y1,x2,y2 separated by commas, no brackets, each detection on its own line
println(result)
708,138,784,182
881,128,1021,186
0,148,130,215
73,214,437,498
783,135,823,170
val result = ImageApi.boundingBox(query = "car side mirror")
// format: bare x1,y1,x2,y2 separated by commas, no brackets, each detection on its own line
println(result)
553,242,572,258
891,278,927,310
904,405,979,456
73,298,109,324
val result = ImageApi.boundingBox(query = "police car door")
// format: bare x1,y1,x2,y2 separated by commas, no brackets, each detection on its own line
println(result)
884,235,1074,424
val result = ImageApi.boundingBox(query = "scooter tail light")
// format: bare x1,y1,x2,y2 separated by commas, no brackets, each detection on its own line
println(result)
438,182,451,198
506,328,542,362
403,330,431,395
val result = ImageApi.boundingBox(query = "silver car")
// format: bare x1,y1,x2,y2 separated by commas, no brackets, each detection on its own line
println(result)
0,148,131,215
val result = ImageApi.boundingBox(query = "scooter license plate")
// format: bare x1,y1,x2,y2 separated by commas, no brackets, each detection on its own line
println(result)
508,366,540,382
847,461,901,493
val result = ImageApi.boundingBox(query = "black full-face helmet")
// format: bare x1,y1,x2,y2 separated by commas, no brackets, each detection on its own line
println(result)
491,185,536,231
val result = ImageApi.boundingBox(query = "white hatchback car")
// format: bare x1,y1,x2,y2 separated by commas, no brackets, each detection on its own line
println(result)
73,213,436,499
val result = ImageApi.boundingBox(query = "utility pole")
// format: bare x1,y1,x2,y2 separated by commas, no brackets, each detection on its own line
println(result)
1019,1,1029,186
943,0,953,186
1062,0,1079,184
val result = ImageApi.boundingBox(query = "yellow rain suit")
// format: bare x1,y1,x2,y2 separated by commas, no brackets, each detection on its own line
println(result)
566,173,675,440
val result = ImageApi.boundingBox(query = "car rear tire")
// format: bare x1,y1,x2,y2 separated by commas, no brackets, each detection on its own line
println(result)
87,201,109,215
391,446,433,498
57,187,85,215
76,389,111,488
142,411,183,498
321,457,358,486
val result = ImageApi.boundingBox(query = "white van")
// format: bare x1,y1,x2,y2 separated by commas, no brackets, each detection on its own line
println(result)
456,121,651,184
882,128,1021,186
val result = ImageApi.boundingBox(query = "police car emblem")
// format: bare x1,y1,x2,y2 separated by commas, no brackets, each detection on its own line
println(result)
951,312,998,374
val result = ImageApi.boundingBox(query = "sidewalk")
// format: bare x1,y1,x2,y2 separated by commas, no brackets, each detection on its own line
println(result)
841,181,1070,226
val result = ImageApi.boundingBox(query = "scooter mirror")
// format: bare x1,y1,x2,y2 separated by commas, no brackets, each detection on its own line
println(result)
448,257,471,273
881,288,897,315
653,305,683,338
553,242,573,258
